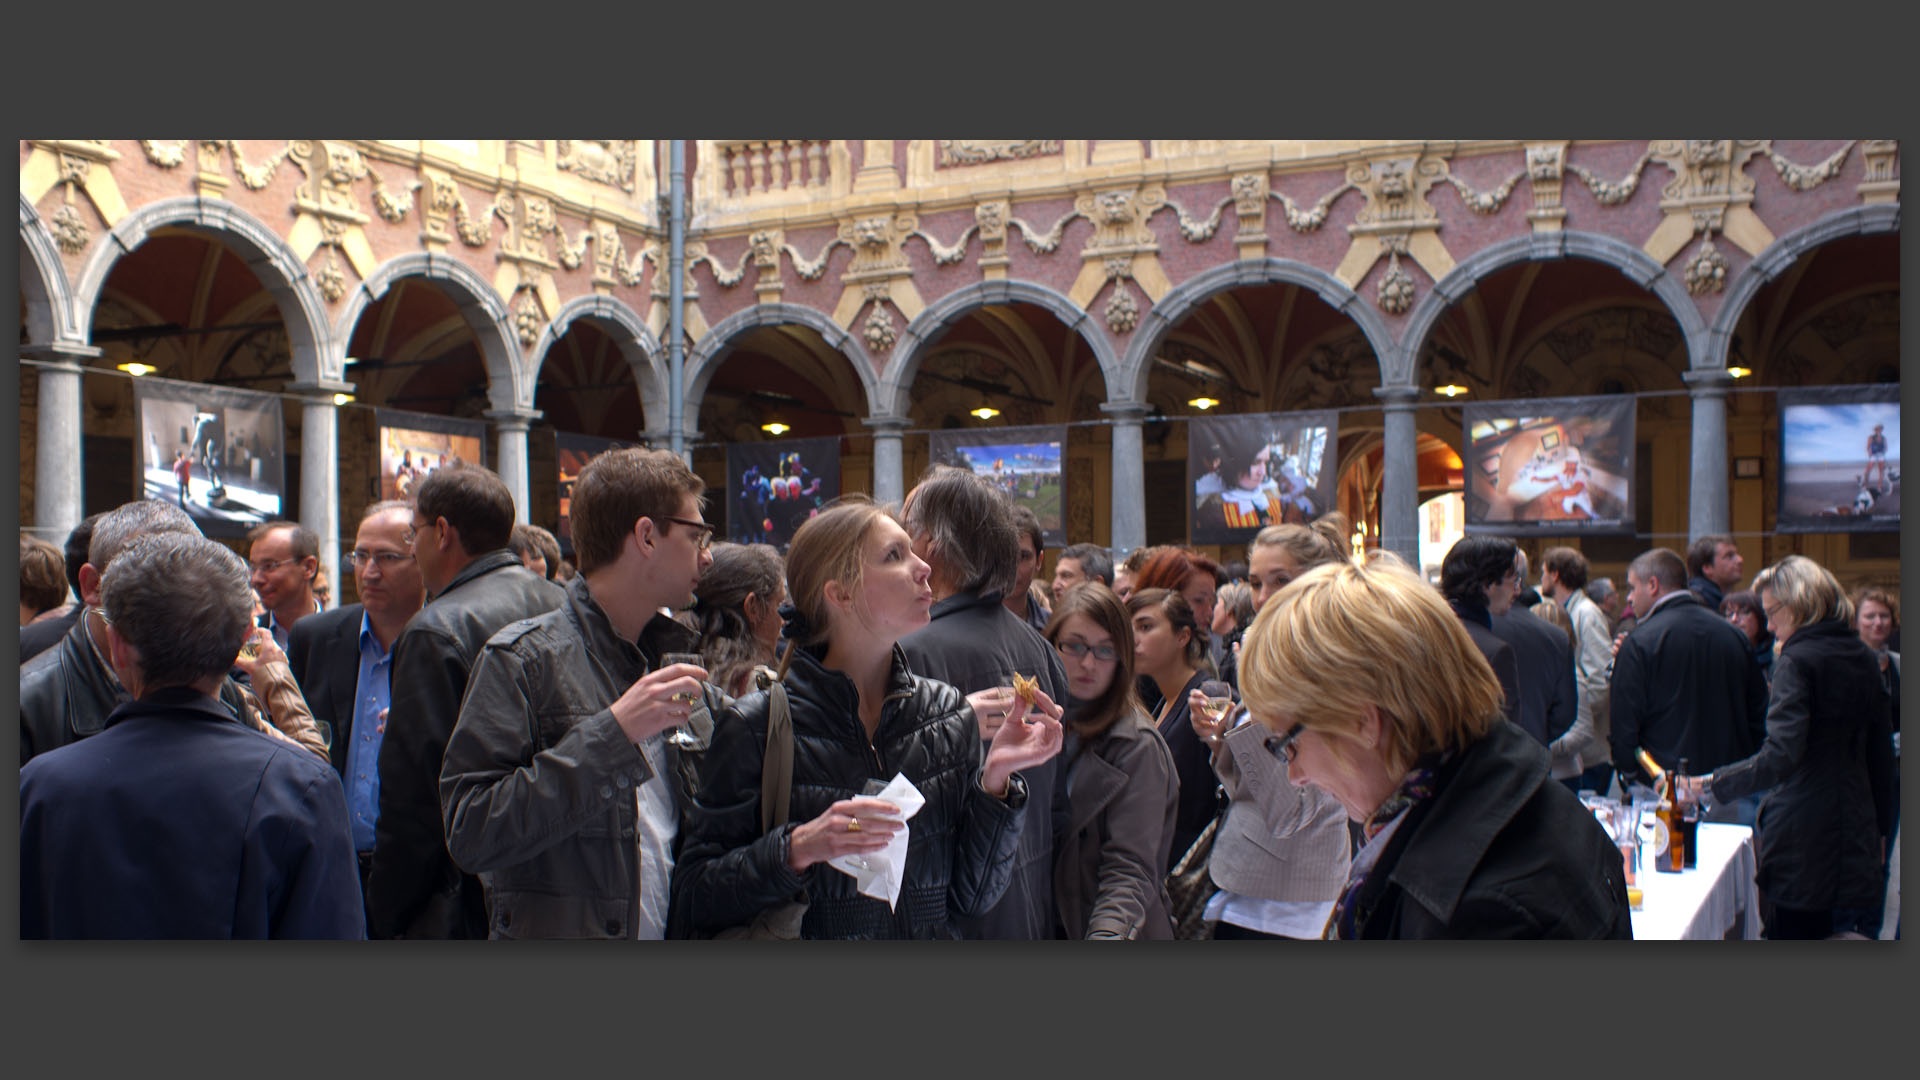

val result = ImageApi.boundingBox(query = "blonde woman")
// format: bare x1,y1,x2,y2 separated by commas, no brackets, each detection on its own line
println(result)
1238,551,1629,938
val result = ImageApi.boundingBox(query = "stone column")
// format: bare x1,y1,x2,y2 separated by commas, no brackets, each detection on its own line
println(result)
1683,368,1732,543
1374,385,1421,566
289,381,354,610
23,342,99,544
485,409,539,524
863,414,910,508
1101,400,1149,558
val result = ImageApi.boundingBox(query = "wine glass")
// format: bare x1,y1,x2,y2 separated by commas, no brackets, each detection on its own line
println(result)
659,652,706,750
1195,679,1234,743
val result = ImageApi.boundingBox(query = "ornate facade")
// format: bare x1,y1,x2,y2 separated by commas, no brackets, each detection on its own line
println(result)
18,139,1901,593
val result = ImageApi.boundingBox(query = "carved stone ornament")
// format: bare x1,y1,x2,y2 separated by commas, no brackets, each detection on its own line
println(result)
1168,194,1231,242
315,251,348,303
975,201,1008,243
288,141,368,216
1861,140,1898,183
1103,255,1134,280
863,303,897,352
1348,155,1447,232
1231,172,1268,237
1527,145,1564,181
912,222,977,265
1377,251,1416,314
1683,237,1728,295
838,212,919,278
555,140,638,192
1566,147,1654,205
1525,143,1568,224
937,140,1063,167
371,168,417,223
1271,178,1354,232
515,291,545,346
50,203,89,255
1767,141,1854,192
1650,140,1766,207
1104,285,1140,334
1439,168,1524,214
750,230,783,271
59,153,91,187
141,140,186,168
1074,184,1165,254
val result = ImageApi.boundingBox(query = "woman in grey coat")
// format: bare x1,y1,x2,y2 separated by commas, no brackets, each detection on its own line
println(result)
1047,583,1178,939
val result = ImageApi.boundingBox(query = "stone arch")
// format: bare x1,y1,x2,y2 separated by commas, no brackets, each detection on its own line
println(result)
684,302,879,428
882,280,1120,418
333,253,525,412
18,193,80,344
1704,203,1901,372
1396,231,1707,385
73,196,335,387
1118,259,1395,403
530,294,666,433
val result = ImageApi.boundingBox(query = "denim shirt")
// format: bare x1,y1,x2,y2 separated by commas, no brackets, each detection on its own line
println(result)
343,613,394,852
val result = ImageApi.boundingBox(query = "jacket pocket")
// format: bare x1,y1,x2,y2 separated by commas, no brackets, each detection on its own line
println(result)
489,890,631,940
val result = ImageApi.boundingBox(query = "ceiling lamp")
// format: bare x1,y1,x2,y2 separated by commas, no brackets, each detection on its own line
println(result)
333,393,355,406
117,362,157,377
970,405,1000,421
1434,384,1469,398
1188,396,1220,411
1727,366,1752,379
761,421,791,436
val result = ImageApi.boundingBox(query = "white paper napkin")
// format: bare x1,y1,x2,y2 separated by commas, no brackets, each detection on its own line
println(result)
826,772,926,911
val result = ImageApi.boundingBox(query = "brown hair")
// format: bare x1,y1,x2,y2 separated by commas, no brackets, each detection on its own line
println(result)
682,542,786,695
247,520,319,583
20,533,69,615
413,464,517,558
1248,511,1350,569
1541,546,1589,592
1239,551,1504,778
1044,583,1140,738
776,495,892,678
1851,585,1899,630
1686,534,1735,579
568,448,705,575
1125,587,1207,670
1529,598,1575,648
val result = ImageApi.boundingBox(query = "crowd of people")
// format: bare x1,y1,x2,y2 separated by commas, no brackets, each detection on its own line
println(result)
15,459,1901,940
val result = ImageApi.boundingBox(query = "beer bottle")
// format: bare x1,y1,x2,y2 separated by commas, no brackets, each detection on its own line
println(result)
1637,750,1682,874
1675,757,1699,870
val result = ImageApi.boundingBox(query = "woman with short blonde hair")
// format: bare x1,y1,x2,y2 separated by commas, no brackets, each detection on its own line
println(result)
1238,552,1629,938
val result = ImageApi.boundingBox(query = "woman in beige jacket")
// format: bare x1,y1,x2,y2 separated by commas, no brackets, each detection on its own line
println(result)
1188,514,1353,939
1048,583,1180,939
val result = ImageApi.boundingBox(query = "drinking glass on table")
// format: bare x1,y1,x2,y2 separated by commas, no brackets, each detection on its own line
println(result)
1194,679,1235,744
659,652,707,750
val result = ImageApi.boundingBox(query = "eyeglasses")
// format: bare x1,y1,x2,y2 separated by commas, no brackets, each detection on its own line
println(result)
659,516,715,550
1056,639,1120,663
249,558,295,575
349,550,416,569
1264,722,1307,765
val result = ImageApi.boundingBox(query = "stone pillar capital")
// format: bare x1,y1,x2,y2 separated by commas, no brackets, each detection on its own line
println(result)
1682,368,1734,394
20,342,102,369
862,414,912,434
1099,399,1151,422
483,408,543,433
286,379,357,401
1372,385,1422,409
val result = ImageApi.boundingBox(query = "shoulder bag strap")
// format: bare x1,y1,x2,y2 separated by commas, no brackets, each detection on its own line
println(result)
758,677,796,834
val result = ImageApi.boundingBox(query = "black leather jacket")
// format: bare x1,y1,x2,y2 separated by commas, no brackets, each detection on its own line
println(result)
440,576,717,939
670,642,1028,939
366,551,564,939
21,614,255,763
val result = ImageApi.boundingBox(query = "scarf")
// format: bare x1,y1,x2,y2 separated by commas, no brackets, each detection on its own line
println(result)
1324,750,1446,940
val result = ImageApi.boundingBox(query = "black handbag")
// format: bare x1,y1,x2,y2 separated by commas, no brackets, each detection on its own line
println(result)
715,667,808,940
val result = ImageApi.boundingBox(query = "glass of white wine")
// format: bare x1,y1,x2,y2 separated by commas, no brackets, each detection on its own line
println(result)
660,652,706,750
1195,679,1235,743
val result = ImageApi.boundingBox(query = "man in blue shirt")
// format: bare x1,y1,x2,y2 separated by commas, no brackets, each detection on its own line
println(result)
288,501,425,913
249,519,325,650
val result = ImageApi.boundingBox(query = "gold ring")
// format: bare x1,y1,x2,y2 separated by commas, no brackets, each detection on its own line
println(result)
846,816,861,833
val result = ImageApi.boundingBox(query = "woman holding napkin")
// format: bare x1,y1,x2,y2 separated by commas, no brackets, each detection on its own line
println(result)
670,497,1065,939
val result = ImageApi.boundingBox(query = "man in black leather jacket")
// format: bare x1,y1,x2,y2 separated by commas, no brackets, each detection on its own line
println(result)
22,500,257,763
899,466,1070,940
366,464,564,939
439,449,716,939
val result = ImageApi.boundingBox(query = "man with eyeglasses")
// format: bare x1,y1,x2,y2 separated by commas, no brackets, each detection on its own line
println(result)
247,520,325,651
365,464,564,940
288,501,426,913
440,448,716,939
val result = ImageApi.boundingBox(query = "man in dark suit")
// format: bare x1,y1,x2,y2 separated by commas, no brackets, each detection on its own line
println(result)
1610,547,1768,818
1439,535,1521,729
20,531,363,938
287,500,424,904
1490,548,1577,747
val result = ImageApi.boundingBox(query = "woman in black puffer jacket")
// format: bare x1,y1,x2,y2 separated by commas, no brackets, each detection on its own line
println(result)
670,497,1065,939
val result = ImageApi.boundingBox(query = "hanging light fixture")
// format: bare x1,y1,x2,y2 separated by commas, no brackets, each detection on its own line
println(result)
1188,396,1220,411
333,393,355,406
116,362,157,377
761,421,791,436
970,405,1000,421
1727,366,1752,379
1434,383,1469,398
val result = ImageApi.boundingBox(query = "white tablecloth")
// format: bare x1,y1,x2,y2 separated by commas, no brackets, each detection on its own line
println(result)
1630,823,1760,940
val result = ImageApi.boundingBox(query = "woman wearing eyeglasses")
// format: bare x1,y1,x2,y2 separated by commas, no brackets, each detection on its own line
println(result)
1044,584,1178,939
1186,515,1353,940
1238,551,1631,939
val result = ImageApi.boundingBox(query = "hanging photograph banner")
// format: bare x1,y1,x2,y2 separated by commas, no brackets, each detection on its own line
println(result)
556,432,636,554
1776,384,1899,533
375,408,487,503
1187,410,1337,546
1462,395,1635,535
929,424,1068,548
134,376,286,538
727,436,842,549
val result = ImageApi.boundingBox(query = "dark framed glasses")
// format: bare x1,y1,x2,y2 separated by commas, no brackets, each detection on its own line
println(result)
1264,722,1307,765
1056,639,1119,663
660,516,716,550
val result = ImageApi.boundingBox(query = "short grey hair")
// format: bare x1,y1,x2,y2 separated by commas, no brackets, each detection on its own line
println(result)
100,532,254,688
89,499,199,572
1586,577,1617,603
1627,548,1688,592
902,465,1018,597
